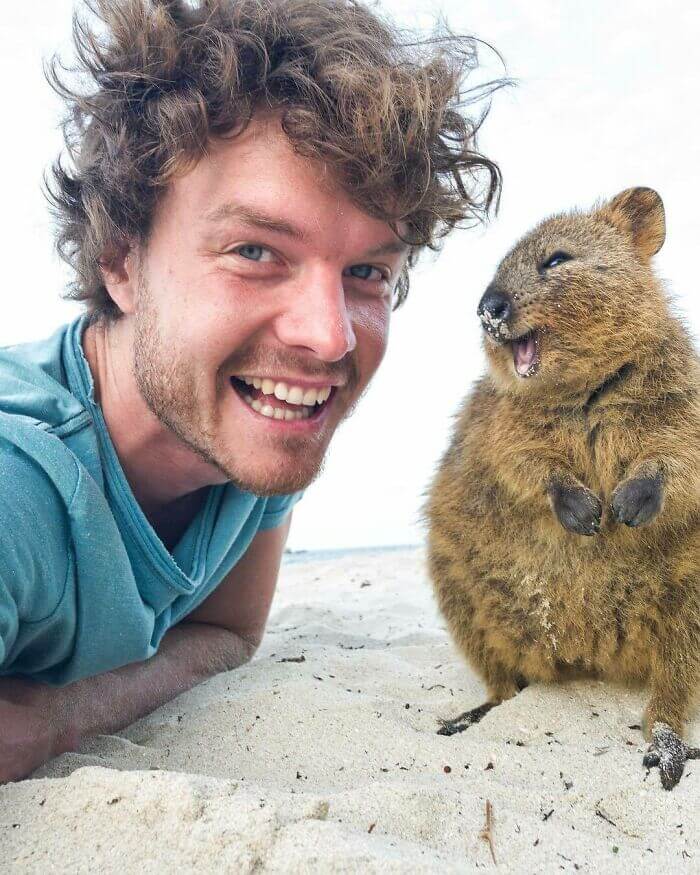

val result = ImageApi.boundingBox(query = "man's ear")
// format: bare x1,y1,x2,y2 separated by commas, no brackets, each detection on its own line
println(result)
99,244,139,316
600,187,665,260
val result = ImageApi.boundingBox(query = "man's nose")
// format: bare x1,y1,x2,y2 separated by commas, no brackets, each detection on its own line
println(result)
276,269,357,362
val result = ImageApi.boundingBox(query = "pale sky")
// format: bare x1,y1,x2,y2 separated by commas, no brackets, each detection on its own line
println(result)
1,1,698,551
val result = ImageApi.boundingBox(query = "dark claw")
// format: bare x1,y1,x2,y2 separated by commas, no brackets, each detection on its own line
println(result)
642,750,660,768
437,702,495,736
611,473,664,527
643,722,700,790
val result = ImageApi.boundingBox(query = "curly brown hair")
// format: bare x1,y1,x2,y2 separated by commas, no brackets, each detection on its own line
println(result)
46,0,506,320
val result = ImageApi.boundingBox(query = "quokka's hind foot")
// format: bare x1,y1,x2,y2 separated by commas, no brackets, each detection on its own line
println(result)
437,702,496,736
436,670,527,735
643,722,700,790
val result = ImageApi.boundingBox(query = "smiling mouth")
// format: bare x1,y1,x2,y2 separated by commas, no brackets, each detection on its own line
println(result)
230,376,334,422
511,330,540,378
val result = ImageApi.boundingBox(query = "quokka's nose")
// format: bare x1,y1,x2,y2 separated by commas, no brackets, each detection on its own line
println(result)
477,286,512,324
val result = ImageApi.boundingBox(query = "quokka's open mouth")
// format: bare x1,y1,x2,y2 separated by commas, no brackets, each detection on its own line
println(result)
511,330,540,377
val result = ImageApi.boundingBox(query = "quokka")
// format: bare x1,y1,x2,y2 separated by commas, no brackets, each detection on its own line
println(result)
426,187,700,789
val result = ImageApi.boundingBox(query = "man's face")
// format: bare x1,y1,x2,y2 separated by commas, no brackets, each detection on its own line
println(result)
128,114,408,496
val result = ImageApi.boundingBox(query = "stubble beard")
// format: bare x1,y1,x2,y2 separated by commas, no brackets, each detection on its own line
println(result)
131,280,350,496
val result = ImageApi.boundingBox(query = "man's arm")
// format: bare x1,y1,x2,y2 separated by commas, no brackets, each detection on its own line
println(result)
183,515,291,648
0,518,290,783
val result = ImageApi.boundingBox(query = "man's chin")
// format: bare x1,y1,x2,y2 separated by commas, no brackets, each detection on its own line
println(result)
222,457,326,497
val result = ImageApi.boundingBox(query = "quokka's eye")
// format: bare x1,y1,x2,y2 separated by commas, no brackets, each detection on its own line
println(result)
540,250,573,273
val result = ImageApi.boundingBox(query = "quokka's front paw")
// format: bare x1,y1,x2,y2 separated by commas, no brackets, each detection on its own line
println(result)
548,481,602,536
611,473,664,527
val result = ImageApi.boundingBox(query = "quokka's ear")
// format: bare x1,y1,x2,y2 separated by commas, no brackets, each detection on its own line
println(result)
600,187,665,260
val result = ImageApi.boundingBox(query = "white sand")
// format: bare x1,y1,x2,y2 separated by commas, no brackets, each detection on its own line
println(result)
2,546,698,872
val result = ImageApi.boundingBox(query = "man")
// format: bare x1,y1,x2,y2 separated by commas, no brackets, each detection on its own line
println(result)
0,0,501,782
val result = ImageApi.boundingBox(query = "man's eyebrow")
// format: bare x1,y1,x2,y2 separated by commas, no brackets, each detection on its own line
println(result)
203,203,308,240
203,202,409,258
363,240,410,259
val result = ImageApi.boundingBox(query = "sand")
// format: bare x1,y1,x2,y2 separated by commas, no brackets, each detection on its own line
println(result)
1,546,698,872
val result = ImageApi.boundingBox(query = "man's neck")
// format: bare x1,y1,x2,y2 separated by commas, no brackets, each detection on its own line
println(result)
81,317,226,540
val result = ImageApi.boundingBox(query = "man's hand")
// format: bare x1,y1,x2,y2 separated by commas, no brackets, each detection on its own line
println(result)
0,677,67,784
0,623,254,784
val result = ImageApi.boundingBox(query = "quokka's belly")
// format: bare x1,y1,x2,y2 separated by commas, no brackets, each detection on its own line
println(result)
462,523,659,684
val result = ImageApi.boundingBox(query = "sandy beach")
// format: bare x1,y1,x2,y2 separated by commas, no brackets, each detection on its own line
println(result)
2,545,698,872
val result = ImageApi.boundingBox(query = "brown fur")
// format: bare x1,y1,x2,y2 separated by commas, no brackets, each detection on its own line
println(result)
426,187,700,741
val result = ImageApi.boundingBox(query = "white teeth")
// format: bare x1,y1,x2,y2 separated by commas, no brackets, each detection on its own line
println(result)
234,375,334,414
235,376,333,406
240,392,313,421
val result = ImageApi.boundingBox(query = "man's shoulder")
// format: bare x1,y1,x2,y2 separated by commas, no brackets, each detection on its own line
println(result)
0,430,74,620
0,433,78,510
0,415,81,513
0,323,68,383
0,320,86,432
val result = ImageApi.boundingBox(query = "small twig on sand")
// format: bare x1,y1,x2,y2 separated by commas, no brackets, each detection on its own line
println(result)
479,799,497,864
595,806,617,828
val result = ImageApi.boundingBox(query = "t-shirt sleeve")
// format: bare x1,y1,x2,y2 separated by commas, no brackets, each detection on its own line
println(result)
0,579,19,667
0,441,73,670
258,490,305,531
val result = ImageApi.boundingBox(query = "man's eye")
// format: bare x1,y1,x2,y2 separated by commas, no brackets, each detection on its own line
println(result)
233,244,274,262
346,264,385,281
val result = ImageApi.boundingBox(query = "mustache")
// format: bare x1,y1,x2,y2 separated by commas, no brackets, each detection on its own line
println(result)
223,346,358,388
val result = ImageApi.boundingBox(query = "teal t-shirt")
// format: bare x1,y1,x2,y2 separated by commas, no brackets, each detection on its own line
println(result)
0,315,302,686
